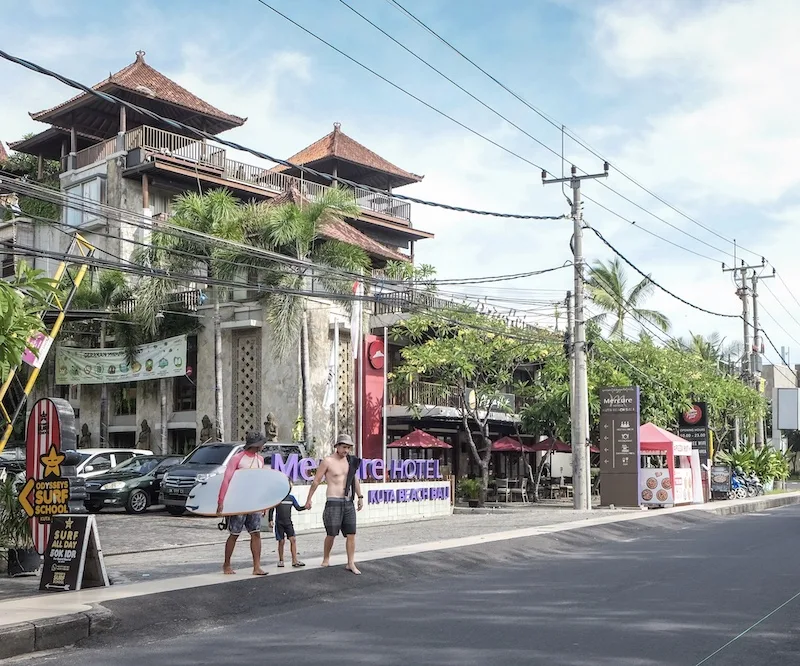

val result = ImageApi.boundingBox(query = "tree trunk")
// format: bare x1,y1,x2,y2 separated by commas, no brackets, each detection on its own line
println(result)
99,321,108,447
300,307,313,451
160,378,168,455
214,294,225,441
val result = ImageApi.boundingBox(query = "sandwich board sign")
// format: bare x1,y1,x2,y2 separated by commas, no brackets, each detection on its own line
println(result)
40,514,109,592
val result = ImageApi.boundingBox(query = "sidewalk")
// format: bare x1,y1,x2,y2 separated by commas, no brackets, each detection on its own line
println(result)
2,492,799,660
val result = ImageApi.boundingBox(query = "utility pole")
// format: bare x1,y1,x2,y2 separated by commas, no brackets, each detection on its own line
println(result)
565,291,575,490
751,264,774,447
544,163,609,511
723,259,767,446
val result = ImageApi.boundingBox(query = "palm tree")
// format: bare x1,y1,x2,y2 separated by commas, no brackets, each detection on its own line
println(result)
670,332,726,363
215,185,370,451
587,257,671,339
71,270,131,446
134,188,240,442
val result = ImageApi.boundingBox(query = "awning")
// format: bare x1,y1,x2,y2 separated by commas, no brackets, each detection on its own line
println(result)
491,437,534,453
529,437,601,454
387,429,452,449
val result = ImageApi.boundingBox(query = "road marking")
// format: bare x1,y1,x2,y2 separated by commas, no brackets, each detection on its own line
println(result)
693,588,800,665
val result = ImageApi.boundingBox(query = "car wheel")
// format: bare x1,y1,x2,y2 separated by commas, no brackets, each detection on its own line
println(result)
126,489,149,514
85,502,103,513
166,505,185,516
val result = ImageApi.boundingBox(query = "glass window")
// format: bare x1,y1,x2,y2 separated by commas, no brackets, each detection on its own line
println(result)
183,444,237,466
85,453,112,472
113,382,137,416
65,178,103,227
113,451,134,465
170,429,196,456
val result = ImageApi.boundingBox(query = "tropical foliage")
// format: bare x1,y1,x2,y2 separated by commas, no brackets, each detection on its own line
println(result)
0,262,57,381
587,257,671,338
715,444,790,483
0,141,61,221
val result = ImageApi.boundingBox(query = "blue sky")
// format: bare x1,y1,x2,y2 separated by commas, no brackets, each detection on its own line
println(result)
2,0,800,362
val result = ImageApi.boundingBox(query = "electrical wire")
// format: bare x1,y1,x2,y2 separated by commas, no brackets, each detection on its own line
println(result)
0,49,564,222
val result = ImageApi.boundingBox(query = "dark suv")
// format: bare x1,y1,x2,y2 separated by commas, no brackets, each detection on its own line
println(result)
159,441,306,516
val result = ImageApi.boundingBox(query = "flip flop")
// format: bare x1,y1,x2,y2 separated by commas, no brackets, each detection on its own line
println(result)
292,561,306,568
253,571,269,576
277,562,285,568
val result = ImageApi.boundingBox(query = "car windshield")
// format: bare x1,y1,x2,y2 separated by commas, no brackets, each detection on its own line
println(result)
112,456,161,475
183,445,236,466
77,452,92,464
153,458,182,473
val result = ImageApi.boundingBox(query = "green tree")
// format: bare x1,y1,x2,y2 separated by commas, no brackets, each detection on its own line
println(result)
390,309,552,501
215,186,370,449
0,262,57,381
587,257,671,339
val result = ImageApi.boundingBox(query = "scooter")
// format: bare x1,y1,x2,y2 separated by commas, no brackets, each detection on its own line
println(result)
728,474,748,500
744,473,764,497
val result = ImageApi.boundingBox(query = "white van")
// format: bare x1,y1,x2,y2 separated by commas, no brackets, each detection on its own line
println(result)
76,448,153,478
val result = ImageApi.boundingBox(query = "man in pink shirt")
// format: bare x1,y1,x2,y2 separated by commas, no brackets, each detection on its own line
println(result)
217,431,267,576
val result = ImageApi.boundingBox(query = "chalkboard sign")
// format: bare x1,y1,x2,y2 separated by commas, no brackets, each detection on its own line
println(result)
40,514,109,592
710,465,731,499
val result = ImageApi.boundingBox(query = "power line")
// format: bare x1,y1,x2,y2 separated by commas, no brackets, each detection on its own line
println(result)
384,0,763,260
0,49,563,222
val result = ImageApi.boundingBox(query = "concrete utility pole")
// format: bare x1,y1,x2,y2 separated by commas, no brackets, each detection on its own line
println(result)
723,259,769,446
751,265,774,447
544,163,609,511
565,291,575,486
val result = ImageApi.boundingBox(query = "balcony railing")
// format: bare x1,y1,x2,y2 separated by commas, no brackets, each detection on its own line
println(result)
117,289,202,316
389,380,518,414
116,126,411,222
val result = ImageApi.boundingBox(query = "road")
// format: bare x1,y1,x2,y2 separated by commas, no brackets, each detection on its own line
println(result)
18,504,800,665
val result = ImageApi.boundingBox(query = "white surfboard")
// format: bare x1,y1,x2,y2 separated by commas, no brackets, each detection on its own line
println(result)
185,468,290,516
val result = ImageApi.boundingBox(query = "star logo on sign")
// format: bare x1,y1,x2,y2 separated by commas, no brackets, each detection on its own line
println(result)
40,445,65,478
64,517,74,529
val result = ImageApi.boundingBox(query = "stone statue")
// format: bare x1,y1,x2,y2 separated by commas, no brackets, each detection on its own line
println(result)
200,415,215,443
137,419,152,450
79,423,92,448
264,413,278,442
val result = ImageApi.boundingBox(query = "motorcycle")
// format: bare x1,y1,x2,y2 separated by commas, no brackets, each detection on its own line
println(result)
728,473,749,500
744,473,764,497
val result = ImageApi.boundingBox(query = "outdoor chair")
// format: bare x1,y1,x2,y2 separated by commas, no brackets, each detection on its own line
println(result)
495,478,511,502
511,478,529,503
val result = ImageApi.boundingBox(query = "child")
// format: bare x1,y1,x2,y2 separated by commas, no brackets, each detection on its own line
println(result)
268,481,307,568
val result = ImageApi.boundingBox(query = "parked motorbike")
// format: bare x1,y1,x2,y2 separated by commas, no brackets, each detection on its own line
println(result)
744,473,765,497
728,473,749,500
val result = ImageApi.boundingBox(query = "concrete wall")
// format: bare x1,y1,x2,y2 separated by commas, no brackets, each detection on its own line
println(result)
282,481,452,534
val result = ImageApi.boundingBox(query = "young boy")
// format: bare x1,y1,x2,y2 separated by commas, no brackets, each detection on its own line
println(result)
268,481,307,568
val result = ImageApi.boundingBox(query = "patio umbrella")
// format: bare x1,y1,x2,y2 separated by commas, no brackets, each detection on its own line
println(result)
491,437,535,453
387,429,452,449
528,437,571,453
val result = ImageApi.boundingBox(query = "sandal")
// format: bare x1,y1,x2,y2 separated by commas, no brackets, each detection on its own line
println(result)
292,561,306,568
277,561,285,568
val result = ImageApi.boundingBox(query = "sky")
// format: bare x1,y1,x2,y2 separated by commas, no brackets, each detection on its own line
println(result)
1,0,800,365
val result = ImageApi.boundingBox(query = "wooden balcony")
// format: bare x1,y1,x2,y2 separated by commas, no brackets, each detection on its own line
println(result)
116,126,413,223
389,380,518,414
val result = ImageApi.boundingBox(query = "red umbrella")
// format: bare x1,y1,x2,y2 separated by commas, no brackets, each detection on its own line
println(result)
387,429,452,449
491,437,535,453
528,437,571,453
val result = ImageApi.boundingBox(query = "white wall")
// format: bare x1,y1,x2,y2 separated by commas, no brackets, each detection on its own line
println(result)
277,481,452,534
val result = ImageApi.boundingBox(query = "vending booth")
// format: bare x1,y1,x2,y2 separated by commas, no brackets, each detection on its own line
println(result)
639,423,703,507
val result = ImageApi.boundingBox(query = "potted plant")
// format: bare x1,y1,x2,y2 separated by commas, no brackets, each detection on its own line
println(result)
0,475,40,576
457,478,482,508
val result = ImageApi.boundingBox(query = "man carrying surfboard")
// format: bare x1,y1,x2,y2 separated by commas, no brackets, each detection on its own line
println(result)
217,431,268,576
305,433,363,575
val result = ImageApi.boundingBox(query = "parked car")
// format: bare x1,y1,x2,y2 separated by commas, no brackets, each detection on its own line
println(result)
0,445,26,476
76,448,153,478
159,442,243,516
84,454,184,514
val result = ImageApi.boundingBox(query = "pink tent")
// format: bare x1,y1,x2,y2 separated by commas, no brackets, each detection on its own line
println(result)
387,429,452,449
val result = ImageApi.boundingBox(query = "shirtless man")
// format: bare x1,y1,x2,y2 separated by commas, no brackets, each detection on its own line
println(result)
305,433,363,574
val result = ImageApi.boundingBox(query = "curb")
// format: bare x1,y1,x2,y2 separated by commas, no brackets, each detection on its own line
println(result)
2,492,798,661
0,606,115,661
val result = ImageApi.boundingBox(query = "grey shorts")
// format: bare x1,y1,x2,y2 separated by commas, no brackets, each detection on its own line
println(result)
323,498,356,537
228,512,262,535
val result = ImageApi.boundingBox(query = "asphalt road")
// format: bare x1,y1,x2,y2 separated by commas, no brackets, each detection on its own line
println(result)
19,504,800,665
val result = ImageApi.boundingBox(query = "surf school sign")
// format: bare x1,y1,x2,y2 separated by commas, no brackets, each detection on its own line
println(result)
272,454,443,483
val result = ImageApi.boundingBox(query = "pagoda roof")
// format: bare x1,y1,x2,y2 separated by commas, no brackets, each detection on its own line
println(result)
30,51,246,137
272,123,423,189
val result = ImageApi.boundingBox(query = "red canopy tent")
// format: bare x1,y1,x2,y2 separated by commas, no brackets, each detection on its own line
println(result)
387,429,452,449
491,437,535,453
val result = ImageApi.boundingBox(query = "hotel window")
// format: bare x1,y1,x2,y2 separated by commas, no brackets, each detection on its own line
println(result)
113,381,137,416
65,178,104,227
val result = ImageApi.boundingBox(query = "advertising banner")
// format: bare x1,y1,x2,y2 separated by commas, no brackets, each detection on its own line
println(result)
55,335,187,385
678,402,710,466
599,386,641,507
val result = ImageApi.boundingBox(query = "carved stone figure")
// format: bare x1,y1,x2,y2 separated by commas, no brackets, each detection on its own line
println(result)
137,419,152,450
79,423,92,448
264,413,278,442
200,415,215,443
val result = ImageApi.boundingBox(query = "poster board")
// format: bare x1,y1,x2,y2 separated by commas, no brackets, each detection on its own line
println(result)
40,514,109,592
